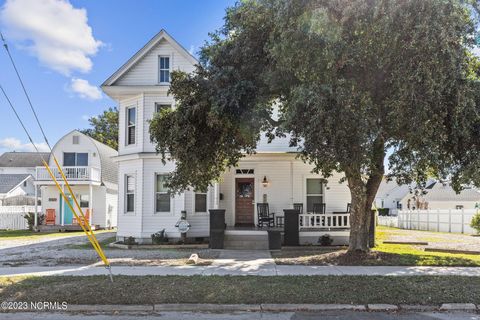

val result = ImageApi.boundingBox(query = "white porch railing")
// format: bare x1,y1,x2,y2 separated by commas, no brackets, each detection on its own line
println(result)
36,166,101,182
299,213,350,229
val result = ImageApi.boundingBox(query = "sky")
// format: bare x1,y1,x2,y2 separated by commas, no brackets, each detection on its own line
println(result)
0,0,236,153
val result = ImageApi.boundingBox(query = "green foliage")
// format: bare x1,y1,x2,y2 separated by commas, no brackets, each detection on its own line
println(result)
318,234,334,246
470,212,480,234
150,0,480,193
24,212,44,231
149,0,480,249
80,107,119,150
151,229,168,244
124,236,137,246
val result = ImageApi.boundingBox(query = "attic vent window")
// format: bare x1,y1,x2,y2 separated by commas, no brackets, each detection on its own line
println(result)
73,135,79,144
236,169,254,174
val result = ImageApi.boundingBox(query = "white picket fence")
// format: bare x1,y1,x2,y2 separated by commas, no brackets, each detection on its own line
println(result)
0,206,41,230
396,209,477,234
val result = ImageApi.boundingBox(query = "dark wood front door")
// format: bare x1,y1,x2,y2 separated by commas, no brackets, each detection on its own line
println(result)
235,178,255,226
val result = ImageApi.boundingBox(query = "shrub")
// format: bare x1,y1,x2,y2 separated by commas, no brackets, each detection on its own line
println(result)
24,212,45,231
151,229,168,244
318,234,333,246
470,212,480,234
124,236,137,246
377,208,390,216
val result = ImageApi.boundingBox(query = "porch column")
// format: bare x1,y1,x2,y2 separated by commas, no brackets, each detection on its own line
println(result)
88,184,93,225
213,182,219,209
61,184,65,226
34,184,38,227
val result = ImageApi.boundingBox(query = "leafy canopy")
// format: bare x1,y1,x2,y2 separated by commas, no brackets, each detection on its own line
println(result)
150,0,480,193
81,107,119,150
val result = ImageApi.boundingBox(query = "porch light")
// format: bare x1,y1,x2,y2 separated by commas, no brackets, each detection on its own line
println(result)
262,176,269,187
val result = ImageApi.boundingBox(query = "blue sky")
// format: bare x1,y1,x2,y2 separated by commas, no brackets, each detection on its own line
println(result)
0,0,235,153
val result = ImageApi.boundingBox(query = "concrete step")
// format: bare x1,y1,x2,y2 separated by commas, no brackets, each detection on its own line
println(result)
224,234,269,250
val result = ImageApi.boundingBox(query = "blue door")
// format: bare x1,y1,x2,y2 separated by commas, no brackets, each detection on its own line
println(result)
60,194,74,224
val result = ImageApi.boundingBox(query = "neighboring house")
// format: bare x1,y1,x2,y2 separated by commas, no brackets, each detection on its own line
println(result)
425,183,480,210
102,30,352,245
0,152,50,175
374,178,411,214
34,130,118,229
0,152,50,205
0,174,34,206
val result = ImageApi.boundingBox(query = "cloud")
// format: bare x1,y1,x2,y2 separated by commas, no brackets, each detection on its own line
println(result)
473,46,480,57
0,137,49,152
0,0,102,75
69,78,102,100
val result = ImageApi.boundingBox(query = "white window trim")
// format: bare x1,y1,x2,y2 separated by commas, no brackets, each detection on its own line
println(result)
158,55,171,85
155,173,172,214
63,152,89,167
125,174,135,214
154,102,172,113
193,189,209,214
304,176,325,214
126,106,136,146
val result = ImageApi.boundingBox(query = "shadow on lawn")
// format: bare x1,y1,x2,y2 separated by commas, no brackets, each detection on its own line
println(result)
272,249,480,266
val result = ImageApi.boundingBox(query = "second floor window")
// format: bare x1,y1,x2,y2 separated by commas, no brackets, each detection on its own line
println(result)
63,152,88,166
159,56,170,83
127,107,136,145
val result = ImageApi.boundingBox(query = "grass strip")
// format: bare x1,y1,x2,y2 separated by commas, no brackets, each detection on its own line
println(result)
0,275,479,305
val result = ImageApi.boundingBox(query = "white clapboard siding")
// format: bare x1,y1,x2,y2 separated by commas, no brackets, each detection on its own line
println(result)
0,206,41,230
116,39,195,86
142,93,175,152
118,95,143,156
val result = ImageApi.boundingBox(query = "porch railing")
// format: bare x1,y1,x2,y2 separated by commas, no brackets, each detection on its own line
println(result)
299,213,350,229
35,166,101,182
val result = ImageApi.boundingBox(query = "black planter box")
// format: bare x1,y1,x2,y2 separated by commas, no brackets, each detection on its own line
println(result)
267,229,281,250
209,209,226,249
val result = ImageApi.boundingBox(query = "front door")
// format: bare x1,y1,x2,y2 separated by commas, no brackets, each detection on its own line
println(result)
60,193,74,225
235,178,255,226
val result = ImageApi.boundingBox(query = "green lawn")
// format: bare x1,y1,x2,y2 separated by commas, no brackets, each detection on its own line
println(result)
0,229,112,240
273,226,480,266
0,275,478,305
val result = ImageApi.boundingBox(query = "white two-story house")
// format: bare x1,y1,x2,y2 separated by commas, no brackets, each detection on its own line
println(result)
34,130,118,229
102,30,353,246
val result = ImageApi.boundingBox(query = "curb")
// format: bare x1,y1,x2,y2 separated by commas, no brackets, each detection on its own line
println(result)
1,303,478,313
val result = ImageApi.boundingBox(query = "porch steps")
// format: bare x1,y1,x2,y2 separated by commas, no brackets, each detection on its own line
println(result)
224,231,269,250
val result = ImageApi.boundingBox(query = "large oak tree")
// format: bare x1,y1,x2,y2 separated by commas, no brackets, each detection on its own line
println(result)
150,0,480,252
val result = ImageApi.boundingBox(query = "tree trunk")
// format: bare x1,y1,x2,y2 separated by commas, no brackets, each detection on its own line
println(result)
347,177,370,252
346,137,385,253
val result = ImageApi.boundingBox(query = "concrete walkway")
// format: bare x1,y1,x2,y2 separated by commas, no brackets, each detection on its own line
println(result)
1,249,480,277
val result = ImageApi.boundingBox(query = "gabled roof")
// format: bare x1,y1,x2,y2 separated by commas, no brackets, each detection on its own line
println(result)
424,182,480,202
0,152,50,167
0,174,31,194
102,29,198,87
52,130,118,186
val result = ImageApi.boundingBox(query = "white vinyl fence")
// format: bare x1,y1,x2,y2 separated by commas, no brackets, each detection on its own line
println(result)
397,209,477,234
0,206,41,230
377,215,398,228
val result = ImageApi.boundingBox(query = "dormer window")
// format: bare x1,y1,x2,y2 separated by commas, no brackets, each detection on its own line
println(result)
159,56,170,84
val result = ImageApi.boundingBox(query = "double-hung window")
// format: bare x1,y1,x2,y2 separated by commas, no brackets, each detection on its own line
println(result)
126,107,136,145
155,174,171,212
306,178,324,213
159,56,170,84
195,191,207,213
126,175,135,213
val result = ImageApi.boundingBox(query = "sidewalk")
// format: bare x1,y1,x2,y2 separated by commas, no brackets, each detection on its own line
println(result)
1,250,480,277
